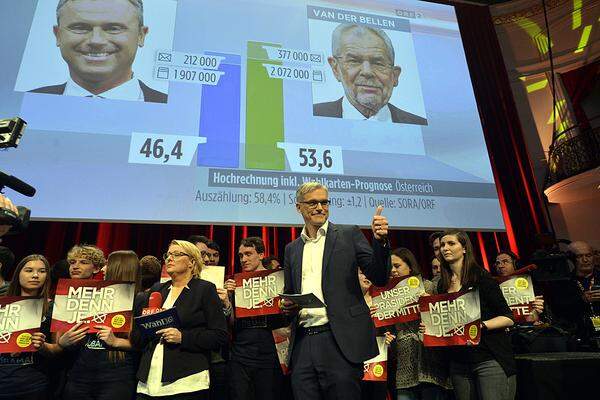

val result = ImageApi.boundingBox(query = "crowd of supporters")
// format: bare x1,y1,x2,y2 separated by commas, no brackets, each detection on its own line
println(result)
0,194,599,400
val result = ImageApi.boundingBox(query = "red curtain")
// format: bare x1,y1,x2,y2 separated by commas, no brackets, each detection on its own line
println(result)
2,219,510,280
2,4,544,279
454,4,550,258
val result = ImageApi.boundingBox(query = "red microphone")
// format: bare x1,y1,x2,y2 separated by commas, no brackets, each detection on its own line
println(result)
142,292,164,316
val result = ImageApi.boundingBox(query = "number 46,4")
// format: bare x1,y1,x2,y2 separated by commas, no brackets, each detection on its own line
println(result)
140,138,183,163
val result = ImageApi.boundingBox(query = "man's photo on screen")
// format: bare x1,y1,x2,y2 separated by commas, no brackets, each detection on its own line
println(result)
20,0,169,103
312,22,427,125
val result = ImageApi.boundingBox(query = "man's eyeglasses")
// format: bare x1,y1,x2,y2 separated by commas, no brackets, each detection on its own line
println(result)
163,252,190,261
299,200,330,209
333,56,394,73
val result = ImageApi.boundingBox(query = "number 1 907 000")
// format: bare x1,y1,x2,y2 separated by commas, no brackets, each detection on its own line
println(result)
173,69,218,83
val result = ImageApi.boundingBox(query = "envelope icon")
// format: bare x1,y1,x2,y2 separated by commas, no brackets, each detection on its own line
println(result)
158,52,172,62
310,54,322,63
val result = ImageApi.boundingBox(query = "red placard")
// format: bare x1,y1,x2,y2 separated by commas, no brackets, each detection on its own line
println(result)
273,328,291,375
370,275,425,327
419,289,481,347
51,279,136,333
362,336,388,381
234,269,284,318
0,297,44,353
497,275,535,323
160,265,170,283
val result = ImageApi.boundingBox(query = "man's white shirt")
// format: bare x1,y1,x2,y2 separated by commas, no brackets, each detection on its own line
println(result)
64,76,143,101
299,220,329,327
342,96,392,122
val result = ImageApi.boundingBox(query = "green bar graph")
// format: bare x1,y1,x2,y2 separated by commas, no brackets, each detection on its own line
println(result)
245,41,285,170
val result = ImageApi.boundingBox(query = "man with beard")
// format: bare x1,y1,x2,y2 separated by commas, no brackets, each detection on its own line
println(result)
314,23,426,125
31,0,167,103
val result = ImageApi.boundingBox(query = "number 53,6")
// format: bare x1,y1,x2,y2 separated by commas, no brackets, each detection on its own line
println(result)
298,148,332,172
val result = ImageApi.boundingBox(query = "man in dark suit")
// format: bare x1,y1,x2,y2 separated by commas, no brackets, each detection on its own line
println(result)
31,0,167,103
281,182,391,399
30,80,167,103
314,97,427,125
314,23,426,125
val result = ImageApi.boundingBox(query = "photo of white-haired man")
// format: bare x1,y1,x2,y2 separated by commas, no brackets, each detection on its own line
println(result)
314,23,426,125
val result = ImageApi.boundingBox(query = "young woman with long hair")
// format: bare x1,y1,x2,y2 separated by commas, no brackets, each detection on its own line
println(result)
61,249,142,400
436,230,516,400
0,255,59,400
391,248,450,400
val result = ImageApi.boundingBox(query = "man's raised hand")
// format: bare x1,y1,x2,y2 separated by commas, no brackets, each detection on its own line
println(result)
371,205,388,241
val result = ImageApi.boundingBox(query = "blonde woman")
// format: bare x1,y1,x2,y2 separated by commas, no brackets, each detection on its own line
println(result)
134,240,228,400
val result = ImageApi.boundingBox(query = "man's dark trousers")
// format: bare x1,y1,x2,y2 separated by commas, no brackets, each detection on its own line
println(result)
291,328,363,400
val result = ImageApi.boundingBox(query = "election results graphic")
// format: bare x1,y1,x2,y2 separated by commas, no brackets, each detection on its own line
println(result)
2,0,504,231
